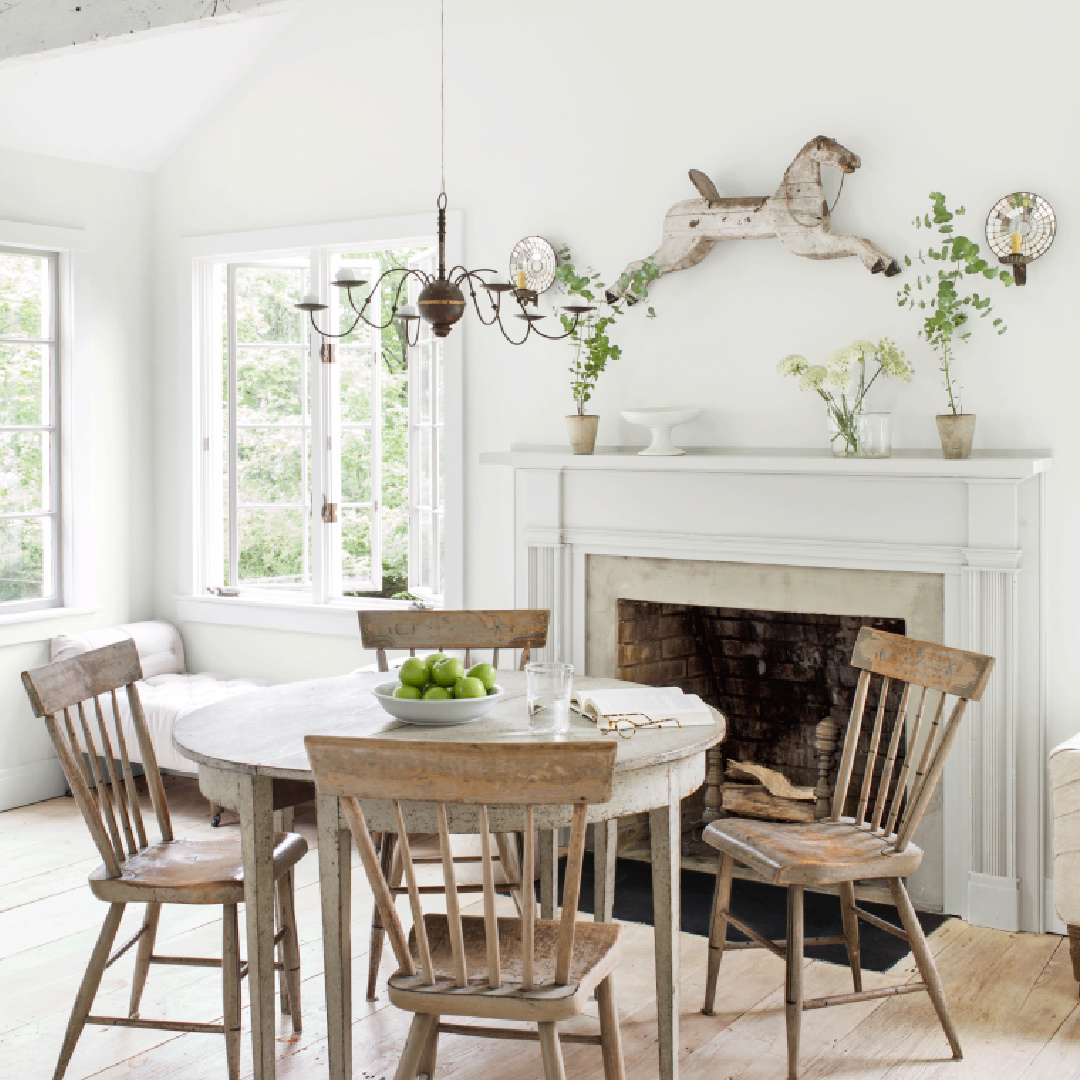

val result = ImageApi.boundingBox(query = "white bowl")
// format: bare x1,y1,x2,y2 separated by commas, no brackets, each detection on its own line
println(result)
621,407,701,456
373,681,504,725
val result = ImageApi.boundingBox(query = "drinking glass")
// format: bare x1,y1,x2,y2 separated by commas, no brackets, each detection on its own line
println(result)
526,661,573,733
857,412,892,458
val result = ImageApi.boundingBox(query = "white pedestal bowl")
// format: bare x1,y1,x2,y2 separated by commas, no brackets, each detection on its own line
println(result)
621,407,701,456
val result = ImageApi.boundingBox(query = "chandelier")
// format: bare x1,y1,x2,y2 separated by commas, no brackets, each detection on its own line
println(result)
295,2,592,347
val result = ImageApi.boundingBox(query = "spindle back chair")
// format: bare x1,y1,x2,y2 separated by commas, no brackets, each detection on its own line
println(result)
22,640,307,1080
356,608,550,998
700,628,994,1080
306,735,625,1080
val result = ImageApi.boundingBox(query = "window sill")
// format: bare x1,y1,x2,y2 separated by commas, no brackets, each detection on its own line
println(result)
175,594,439,637
0,605,99,648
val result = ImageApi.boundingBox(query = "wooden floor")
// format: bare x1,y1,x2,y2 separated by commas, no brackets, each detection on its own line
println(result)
3,777,1079,1080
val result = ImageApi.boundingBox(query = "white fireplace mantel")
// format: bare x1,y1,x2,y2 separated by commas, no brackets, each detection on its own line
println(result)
481,444,1052,934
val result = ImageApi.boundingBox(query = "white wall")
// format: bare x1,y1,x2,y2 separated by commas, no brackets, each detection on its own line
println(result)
0,148,154,809
152,1,1080,740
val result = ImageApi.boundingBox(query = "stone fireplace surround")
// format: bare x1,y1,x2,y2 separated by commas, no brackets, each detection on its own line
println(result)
481,446,1052,933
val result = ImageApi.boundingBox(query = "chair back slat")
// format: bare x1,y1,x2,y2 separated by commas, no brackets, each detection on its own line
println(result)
110,689,148,849
392,800,434,984
478,806,501,988
437,803,468,988
521,806,536,991
22,640,177,868
829,670,870,821
92,694,137,856
869,683,911,832
555,803,589,986
831,628,994,854
855,677,890,823
359,609,549,673
76,701,126,865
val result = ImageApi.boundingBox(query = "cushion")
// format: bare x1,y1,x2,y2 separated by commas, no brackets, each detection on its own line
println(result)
52,620,185,678
1049,733,1080,926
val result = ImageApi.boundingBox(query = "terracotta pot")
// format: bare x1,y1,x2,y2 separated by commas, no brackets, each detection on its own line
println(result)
566,413,599,455
936,413,976,459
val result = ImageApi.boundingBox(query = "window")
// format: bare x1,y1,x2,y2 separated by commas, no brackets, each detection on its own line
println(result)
0,248,60,613
202,237,447,609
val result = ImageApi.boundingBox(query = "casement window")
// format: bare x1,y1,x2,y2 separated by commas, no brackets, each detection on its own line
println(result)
198,236,450,612
0,247,61,613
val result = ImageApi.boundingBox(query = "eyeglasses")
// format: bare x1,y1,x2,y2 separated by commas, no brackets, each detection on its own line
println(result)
593,712,684,739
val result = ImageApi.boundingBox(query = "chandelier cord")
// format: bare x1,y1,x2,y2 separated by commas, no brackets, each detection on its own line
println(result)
440,0,445,196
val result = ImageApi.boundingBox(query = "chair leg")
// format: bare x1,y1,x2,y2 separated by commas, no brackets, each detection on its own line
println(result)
53,902,125,1080
277,870,303,1033
785,885,804,1080
837,881,862,993
538,1022,567,1080
495,831,525,915
367,832,398,1000
394,1014,438,1080
596,975,625,1080
223,904,242,1080
417,1014,440,1079
128,901,161,1018
1068,926,1080,995
703,852,734,1015
210,802,223,827
888,877,962,1059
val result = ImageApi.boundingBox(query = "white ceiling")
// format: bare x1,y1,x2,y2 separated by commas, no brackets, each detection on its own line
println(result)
0,12,296,173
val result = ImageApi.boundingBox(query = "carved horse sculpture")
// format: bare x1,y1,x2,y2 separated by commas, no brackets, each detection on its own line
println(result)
608,135,901,302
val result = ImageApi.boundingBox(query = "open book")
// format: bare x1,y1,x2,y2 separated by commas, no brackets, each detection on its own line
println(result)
571,686,717,732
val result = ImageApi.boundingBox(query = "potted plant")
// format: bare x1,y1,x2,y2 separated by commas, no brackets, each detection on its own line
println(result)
779,338,912,456
555,249,659,454
897,192,1012,459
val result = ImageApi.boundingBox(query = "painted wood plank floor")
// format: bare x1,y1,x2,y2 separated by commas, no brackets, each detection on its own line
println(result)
3,777,1078,1080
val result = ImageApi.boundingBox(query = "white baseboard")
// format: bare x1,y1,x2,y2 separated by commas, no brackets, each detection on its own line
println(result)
0,757,67,811
967,871,1020,931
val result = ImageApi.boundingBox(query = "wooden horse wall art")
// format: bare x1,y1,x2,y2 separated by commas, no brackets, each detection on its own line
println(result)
607,135,901,302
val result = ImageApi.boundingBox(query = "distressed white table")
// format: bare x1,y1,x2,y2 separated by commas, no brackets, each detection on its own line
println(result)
174,670,724,1080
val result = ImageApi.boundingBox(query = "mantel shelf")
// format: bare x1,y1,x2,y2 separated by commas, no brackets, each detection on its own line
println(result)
480,445,1053,481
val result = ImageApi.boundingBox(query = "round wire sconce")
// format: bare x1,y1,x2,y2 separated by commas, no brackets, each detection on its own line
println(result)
985,191,1056,285
509,236,558,295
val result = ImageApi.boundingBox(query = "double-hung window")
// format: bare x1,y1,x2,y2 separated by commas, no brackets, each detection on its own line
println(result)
199,234,451,614
0,248,60,613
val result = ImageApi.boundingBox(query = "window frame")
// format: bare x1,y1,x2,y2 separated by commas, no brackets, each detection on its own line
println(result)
177,213,464,637
0,220,93,634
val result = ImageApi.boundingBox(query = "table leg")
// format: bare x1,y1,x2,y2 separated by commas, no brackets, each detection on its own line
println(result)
539,829,558,919
318,794,353,1080
238,774,276,1080
593,818,617,923
650,782,681,1080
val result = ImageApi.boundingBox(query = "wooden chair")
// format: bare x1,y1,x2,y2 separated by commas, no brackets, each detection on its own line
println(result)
357,608,549,999
700,628,994,1080
22,640,307,1080
305,735,624,1080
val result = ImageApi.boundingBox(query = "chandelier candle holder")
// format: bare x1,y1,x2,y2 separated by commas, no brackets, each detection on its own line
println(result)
985,191,1056,286
296,1,592,347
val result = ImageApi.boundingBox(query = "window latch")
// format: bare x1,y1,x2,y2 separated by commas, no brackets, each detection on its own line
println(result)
321,495,338,523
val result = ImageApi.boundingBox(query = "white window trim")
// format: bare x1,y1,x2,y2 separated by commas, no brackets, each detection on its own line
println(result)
0,219,95,642
176,212,464,636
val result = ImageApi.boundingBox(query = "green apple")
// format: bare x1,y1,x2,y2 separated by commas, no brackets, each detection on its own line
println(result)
431,657,465,687
424,652,450,673
422,685,453,701
467,662,497,691
453,676,485,699
393,685,422,699
487,687,499,696
398,657,429,688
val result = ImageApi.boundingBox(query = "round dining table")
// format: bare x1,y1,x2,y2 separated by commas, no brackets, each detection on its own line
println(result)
174,669,725,1080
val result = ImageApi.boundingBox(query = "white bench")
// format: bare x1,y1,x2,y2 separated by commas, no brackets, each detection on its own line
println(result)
51,620,265,823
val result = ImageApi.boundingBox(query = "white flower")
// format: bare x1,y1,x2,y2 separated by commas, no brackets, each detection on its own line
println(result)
875,336,913,381
778,354,809,377
824,347,854,389
799,365,828,391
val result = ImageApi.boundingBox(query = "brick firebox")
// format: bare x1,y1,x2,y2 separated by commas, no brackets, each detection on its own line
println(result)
616,599,907,825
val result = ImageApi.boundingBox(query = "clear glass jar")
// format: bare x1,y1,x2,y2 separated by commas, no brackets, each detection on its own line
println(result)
857,412,892,458
827,411,860,457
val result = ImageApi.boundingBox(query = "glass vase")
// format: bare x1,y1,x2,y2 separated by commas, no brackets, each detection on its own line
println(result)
857,412,892,458
827,411,860,457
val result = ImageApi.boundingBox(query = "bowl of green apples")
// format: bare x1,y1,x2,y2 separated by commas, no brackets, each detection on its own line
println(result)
373,653,503,725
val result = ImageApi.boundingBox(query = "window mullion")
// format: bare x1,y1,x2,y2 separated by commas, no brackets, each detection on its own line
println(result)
226,265,239,588
311,249,339,603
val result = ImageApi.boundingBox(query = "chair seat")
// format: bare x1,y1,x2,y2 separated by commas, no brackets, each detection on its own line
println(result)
89,833,307,904
388,914,621,1022
702,817,922,885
